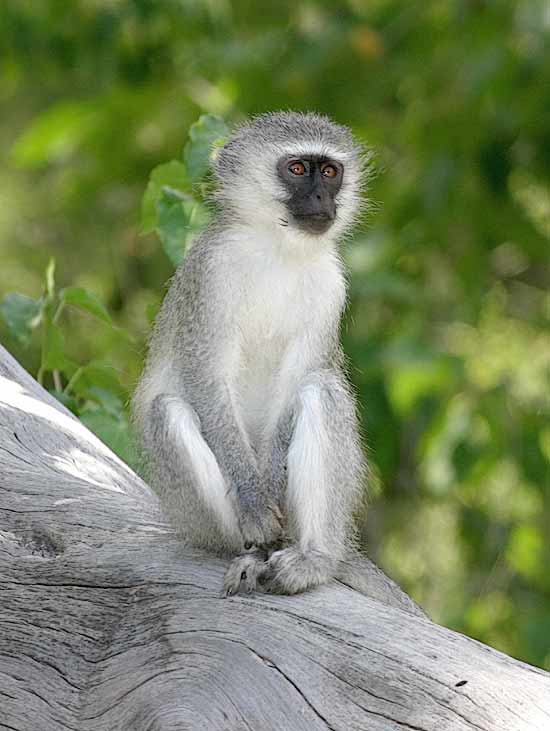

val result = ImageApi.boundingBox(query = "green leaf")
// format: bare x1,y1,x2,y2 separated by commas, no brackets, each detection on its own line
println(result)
60,287,113,325
43,322,73,371
79,407,138,468
145,299,160,325
70,361,123,397
50,390,80,414
85,386,125,417
156,188,210,266
0,293,43,344
140,160,188,234
183,114,228,183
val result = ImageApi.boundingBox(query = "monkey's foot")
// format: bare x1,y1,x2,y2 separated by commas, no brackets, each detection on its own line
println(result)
223,550,267,596
258,546,337,595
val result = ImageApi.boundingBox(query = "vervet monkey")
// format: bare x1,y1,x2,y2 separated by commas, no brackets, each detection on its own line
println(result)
133,111,369,595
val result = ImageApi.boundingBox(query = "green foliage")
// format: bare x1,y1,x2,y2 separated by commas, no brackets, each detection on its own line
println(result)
0,110,225,460
60,287,113,326
11,100,99,168
155,187,210,267
1,0,549,670
0,259,136,467
139,114,225,264
141,161,189,235
0,293,42,345
183,114,229,183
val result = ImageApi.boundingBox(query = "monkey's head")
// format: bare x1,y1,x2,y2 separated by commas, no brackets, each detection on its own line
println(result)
213,112,367,241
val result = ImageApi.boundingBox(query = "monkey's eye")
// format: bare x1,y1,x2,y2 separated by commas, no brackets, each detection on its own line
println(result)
288,161,306,176
321,164,338,178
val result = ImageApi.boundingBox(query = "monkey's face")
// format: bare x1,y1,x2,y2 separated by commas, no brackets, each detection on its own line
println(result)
213,112,367,241
277,156,344,235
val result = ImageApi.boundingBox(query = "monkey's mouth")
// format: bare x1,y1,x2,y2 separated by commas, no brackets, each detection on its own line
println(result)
291,212,335,235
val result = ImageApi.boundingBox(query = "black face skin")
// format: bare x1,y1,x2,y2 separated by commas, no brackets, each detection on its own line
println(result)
277,155,344,234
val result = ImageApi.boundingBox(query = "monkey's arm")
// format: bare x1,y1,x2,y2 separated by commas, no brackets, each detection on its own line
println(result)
194,376,284,548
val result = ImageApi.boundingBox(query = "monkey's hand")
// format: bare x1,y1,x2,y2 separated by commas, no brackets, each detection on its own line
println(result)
237,490,284,550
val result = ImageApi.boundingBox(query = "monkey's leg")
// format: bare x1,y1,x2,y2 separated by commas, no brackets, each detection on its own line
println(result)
148,395,241,545
259,371,365,594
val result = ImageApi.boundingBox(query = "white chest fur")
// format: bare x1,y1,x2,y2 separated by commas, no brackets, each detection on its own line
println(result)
214,229,346,448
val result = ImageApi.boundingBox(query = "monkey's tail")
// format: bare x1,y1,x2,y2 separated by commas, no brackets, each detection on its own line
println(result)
336,549,427,618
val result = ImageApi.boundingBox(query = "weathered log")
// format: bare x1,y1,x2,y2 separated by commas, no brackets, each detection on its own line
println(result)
1,343,549,731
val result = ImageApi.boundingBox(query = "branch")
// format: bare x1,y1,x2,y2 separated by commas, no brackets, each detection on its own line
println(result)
1,344,548,731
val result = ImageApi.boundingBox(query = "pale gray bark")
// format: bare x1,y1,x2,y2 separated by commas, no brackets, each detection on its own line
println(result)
0,343,549,731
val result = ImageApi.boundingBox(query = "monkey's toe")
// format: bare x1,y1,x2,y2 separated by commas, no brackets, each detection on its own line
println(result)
258,546,336,595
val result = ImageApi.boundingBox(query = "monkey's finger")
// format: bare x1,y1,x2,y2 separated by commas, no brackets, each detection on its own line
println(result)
269,503,284,524
222,573,239,597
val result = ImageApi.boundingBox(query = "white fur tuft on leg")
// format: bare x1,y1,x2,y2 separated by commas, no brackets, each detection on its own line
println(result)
164,397,240,539
286,380,330,553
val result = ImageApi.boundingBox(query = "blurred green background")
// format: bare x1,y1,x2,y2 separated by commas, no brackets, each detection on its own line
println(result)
1,0,549,669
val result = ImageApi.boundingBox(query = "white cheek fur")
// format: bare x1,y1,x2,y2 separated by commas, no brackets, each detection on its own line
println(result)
217,144,362,244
